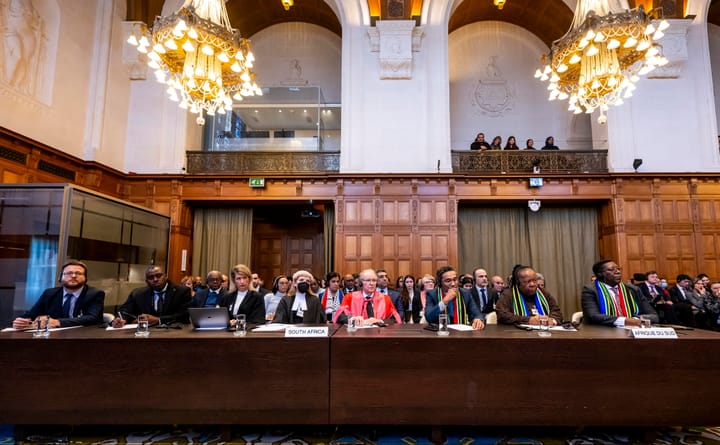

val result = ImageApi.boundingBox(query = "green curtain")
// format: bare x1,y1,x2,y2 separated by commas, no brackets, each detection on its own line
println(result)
458,206,598,319
192,207,253,278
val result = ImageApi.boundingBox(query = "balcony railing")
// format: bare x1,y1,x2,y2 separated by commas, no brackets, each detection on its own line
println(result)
186,151,340,174
452,150,608,174
186,150,607,175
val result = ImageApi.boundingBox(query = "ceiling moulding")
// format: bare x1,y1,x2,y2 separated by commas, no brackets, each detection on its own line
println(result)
647,18,692,79
367,20,424,79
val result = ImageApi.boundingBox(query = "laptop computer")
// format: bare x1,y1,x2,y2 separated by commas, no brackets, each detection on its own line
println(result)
188,307,230,331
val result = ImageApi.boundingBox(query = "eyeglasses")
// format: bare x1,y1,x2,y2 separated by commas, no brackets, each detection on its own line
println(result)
62,271,85,277
363,279,378,282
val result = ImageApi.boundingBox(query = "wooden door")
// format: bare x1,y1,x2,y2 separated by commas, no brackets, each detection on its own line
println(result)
251,210,324,284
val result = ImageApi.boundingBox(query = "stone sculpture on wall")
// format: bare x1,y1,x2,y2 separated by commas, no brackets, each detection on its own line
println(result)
0,0,46,96
471,56,514,117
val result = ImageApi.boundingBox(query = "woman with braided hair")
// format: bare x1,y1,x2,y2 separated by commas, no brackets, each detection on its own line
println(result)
495,264,563,326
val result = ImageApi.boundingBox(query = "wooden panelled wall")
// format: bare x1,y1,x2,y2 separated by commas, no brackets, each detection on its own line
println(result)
2,128,720,283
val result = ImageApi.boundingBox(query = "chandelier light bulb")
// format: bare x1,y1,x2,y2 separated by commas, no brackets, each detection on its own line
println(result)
188,28,199,40
636,40,650,51
585,30,596,41
153,44,166,54
558,92,569,100
569,54,582,64
148,60,160,69
593,31,606,42
658,20,670,31
607,39,620,49
138,36,150,47
534,69,543,78
557,63,568,73
127,35,139,46
585,44,599,57
137,45,148,54
201,45,214,56
217,52,229,63
653,30,664,40
578,38,589,49
165,39,178,50
645,24,656,35
182,40,195,52
623,37,637,48
147,51,160,61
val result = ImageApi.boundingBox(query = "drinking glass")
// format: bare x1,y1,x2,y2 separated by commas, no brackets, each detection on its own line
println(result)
538,316,552,337
438,313,450,336
135,315,150,337
640,314,652,329
347,315,358,332
32,318,50,338
234,314,247,337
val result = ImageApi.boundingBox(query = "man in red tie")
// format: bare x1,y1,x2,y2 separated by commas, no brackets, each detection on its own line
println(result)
333,269,402,325
581,260,658,327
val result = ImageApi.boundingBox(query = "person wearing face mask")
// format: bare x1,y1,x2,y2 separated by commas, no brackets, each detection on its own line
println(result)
272,270,326,324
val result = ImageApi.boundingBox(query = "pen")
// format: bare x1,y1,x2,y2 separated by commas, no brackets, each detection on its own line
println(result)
117,311,123,325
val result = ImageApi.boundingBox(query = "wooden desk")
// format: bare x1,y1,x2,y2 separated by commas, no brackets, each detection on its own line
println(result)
330,324,720,426
0,325,330,425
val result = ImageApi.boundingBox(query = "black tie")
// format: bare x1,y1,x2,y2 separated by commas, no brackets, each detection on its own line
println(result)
364,297,374,318
62,293,73,318
156,293,164,314
480,288,487,309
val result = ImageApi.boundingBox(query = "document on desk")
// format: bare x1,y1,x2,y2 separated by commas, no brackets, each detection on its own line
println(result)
517,324,577,332
448,324,474,331
2,325,85,333
106,324,138,331
253,323,293,332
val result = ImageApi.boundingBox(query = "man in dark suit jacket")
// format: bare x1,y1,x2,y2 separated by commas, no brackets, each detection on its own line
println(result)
638,270,678,324
376,269,404,320
582,260,658,327
192,270,226,308
469,268,496,314
668,274,700,326
424,266,484,329
220,263,266,325
13,260,105,329
113,266,191,327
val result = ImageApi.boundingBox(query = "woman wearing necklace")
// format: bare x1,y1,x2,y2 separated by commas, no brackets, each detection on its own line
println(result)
496,264,563,326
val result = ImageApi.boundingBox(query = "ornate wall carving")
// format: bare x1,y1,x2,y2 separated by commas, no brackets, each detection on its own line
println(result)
186,151,340,174
452,150,608,174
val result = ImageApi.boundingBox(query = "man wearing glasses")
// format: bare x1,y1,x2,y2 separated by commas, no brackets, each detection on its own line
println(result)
582,260,658,327
333,269,402,325
12,260,105,329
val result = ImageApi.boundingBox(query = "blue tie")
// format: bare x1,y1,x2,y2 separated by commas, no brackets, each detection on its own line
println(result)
206,291,218,307
62,293,73,318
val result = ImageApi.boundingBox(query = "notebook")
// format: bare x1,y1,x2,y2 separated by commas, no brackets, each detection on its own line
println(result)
188,307,230,330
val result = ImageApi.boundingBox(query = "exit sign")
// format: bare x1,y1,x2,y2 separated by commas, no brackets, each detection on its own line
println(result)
249,178,265,188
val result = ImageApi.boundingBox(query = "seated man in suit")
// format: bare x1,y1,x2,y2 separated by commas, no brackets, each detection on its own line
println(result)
13,260,105,329
424,266,485,329
638,270,678,324
191,270,226,308
376,269,404,321
112,266,191,327
469,268,495,315
220,263,266,325
333,269,402,325
581,260,658,327
496,265,563,326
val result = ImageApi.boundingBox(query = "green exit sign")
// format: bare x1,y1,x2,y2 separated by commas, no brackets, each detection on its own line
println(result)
249,178,265,188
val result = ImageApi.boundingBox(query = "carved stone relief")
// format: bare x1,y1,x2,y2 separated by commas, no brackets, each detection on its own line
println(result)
367,20,423,80
0,0,58,104
470,56,515,117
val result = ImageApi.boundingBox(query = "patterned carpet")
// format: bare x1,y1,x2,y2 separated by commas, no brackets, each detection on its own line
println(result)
2,425,720,445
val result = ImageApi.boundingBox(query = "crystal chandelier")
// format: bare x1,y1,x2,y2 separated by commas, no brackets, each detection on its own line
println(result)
535,1,668,124
127,0,262,125
494,0,506,10
282,0,294,10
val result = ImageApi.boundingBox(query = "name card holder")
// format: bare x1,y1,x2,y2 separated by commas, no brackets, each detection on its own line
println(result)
285,326,329,338
630,327,678,339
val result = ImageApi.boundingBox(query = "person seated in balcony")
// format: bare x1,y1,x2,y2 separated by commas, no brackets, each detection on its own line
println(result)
496,265,563,326
524,138,536,150
333,269,402,325
470,132,491,151
490,136,503,150
503,136,520,150
541,136,559,150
